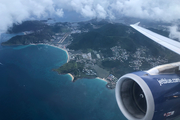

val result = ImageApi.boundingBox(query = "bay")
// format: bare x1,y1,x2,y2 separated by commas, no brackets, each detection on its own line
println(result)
0,44,126,120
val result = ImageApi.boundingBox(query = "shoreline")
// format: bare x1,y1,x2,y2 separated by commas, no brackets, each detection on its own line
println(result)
96,77,109,83
53,46,69,63
4,43,70,63
68,73,74,81
8,44,109,84
67,73,108,83
36,44,109,84
30,43,70,63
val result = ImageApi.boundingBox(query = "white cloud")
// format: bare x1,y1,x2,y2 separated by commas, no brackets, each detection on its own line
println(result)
55,9,64,17
111,0,180,22
81,5,96,18
96,4,107,19
0,0,63,33
1,0,180,34
169,26,180,41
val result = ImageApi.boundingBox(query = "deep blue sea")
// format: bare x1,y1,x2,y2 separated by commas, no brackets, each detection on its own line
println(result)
0,44,126,120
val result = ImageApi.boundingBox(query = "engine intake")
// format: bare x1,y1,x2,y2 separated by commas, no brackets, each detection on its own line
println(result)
115,74,155,120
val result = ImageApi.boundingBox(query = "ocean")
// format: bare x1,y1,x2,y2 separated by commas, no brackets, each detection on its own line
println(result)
0,44,126,120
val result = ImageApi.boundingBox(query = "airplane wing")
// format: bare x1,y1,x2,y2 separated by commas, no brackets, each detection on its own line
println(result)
130,23,180,55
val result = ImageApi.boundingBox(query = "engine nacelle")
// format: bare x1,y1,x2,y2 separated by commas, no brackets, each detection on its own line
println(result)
115,62,180,120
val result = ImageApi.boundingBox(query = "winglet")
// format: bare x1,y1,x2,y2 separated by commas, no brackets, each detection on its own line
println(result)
135,22,140,26
130,22,140,27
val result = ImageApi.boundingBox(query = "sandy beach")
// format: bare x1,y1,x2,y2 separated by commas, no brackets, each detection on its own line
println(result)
46,44,70,63
96,77,108,83
55,46,69,63
33,43,70,63
68,73,74,81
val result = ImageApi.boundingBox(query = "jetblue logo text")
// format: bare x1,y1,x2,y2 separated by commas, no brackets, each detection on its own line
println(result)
157,78,180,86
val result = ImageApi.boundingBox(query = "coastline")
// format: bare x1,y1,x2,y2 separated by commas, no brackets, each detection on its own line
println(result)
32,43,70,63
67,73,108,83
10,44,109,84
41,44,109,84
96,77,109,83
4,43,70,63
68,73,74,81
49,45,69,63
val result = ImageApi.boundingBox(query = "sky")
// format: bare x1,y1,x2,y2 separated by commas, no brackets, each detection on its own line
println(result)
0,0,180,39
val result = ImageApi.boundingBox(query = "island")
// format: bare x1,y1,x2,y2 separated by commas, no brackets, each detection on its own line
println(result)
2,19,180,89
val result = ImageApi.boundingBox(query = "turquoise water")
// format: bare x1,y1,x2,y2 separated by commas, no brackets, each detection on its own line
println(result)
0,45,126,120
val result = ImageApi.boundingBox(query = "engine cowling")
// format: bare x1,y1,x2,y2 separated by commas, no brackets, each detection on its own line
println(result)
115,62,180,120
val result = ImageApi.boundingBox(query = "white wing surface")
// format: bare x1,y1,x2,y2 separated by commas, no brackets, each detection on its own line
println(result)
130,23,180,55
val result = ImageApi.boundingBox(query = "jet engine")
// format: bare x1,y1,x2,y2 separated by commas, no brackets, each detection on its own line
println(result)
115,62,180,120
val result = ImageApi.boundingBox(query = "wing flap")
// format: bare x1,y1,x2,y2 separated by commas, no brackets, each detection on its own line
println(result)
130,23,180,55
